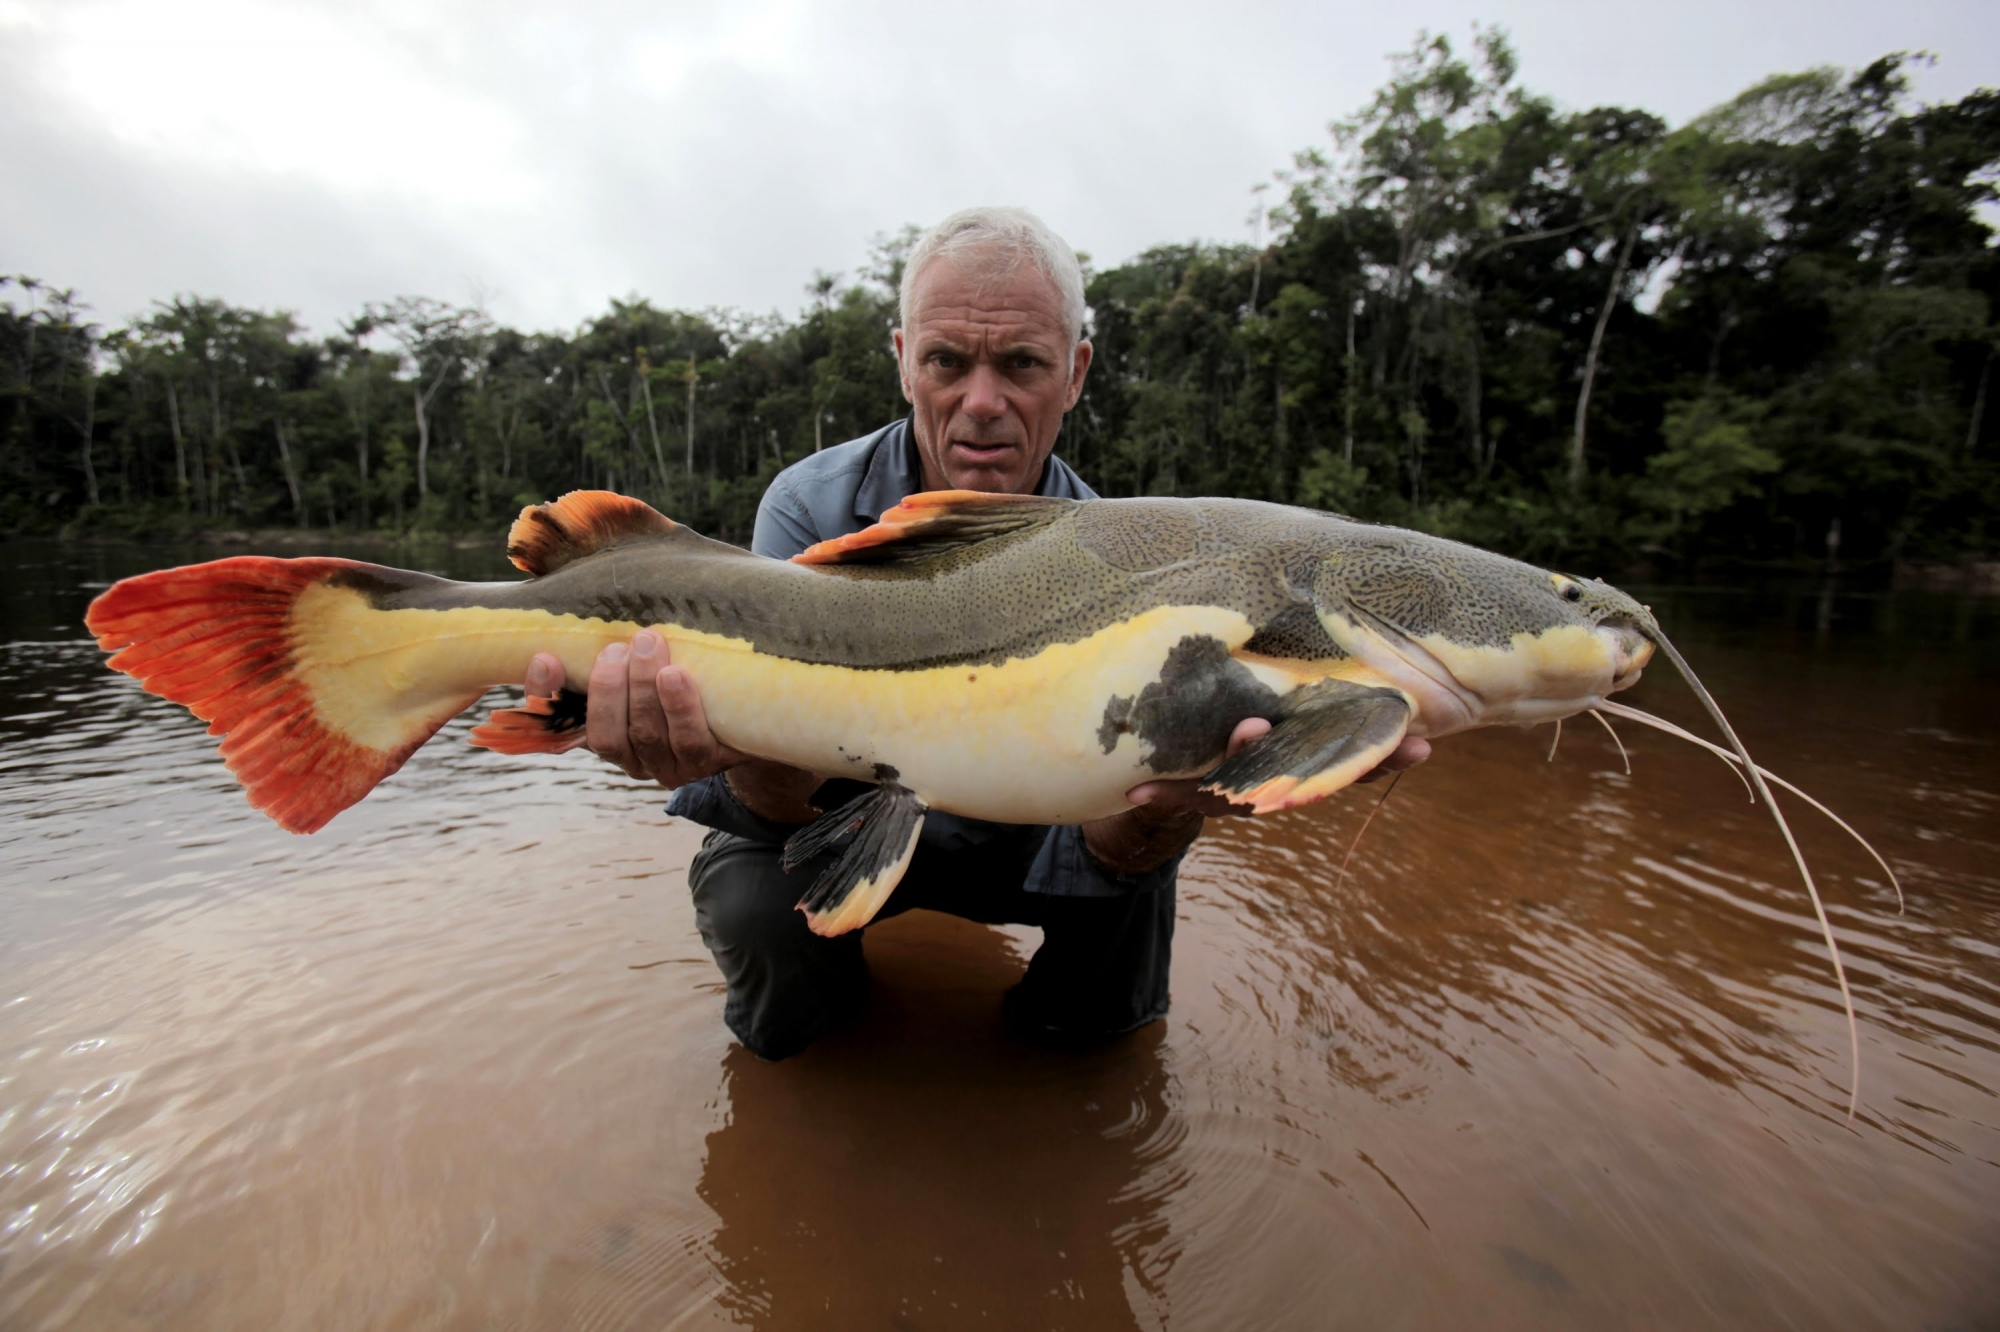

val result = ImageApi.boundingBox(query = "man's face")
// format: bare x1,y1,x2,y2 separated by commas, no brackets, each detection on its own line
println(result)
894,251,1093,496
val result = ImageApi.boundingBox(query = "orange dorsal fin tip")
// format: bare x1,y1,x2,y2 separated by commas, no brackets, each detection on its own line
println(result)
507,490,678,576
792,491,1073,567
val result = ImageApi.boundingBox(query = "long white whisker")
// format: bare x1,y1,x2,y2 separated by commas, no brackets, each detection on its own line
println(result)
1627,639,1862,1123
1547,717,1563,762
1596,700,1904,914
1336,771,1402,892
1585,708,1631,775
1599,700,1753,801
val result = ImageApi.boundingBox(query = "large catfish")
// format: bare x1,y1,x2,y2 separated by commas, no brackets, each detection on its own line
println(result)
87,489,1889,1111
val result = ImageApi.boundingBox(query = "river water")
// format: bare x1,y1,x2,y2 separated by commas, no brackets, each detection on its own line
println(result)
1,537,1995,1331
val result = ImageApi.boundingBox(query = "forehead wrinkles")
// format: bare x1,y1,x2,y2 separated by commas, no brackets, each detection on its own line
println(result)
911,258,1066,338
912,305,1067,350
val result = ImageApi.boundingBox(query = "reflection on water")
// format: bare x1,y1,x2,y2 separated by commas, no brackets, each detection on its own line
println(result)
2,539,1998,1330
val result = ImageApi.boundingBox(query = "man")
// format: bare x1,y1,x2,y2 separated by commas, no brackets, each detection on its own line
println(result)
523,206,1428,1060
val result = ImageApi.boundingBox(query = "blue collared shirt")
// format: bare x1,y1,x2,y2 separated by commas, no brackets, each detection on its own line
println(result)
665,418,1178,898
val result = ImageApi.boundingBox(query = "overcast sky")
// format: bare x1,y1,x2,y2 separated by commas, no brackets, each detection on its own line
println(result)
3,0,1996,338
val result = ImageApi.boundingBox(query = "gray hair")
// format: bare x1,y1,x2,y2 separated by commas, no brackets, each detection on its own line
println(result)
897,206,1087,348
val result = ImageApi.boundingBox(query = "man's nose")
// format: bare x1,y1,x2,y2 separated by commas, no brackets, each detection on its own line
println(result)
961,362,1007,420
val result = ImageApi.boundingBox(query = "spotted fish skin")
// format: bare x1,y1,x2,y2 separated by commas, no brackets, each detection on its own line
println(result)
88,490,1656,838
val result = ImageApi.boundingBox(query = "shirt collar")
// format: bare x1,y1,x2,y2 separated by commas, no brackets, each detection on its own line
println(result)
853,417,1090,524
852,418,919,528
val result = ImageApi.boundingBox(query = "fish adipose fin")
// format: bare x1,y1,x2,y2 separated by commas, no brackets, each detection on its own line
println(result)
792,490,1074,566
86,557,485,834
780,781,930,935
469,688,590,755
1201,680,1412,815
507,490,680,575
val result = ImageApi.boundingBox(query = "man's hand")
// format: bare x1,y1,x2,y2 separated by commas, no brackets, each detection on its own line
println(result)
1123,723,1432,818
526,629,748,786
530,631,826,823
1084,722,1433,876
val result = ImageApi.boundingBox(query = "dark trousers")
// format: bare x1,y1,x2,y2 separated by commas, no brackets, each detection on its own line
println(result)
689,829,1175,1060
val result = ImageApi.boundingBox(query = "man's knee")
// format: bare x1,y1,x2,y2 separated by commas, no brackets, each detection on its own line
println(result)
689,831,868,1059
690,832,804,952
1011,884,1176,1043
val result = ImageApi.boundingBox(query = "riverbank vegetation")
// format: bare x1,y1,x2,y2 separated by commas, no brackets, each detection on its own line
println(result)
4,34,1996,572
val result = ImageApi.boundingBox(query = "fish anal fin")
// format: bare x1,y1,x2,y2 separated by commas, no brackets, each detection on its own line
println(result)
469,687,590,755
792,490,1074,566
508,490,679,576
1202,680,1412,815
782,782,929,935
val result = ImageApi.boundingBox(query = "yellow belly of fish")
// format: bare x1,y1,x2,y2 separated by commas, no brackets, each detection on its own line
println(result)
288,585,1278,823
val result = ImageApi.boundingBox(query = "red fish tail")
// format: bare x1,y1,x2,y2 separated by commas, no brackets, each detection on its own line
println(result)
85,556,479,834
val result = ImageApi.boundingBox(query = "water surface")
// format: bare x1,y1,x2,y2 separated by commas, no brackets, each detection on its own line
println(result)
2,539,1997,1330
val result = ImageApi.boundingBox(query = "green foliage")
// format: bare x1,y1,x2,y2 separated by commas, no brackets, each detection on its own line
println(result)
3,37,1996,573
1645,393,1781,522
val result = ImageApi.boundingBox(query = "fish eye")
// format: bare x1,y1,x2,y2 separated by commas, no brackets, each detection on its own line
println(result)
1554,577,1584,603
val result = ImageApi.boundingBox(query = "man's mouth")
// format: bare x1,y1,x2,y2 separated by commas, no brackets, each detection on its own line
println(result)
949,440,1015,464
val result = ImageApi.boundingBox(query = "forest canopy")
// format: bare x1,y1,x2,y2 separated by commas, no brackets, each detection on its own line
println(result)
5,34,1997,572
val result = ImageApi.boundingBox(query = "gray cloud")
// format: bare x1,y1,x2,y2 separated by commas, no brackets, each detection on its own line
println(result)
4,0,1995,337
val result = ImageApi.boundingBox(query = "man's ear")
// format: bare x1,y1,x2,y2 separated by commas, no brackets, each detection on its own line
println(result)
1064,339,1094,411
892,328,914,403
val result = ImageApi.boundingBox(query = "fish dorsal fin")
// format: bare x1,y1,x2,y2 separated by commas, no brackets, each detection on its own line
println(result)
508,490,679,576
792,490,1074,566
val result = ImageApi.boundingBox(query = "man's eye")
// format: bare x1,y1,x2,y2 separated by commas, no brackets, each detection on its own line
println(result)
930,352,960,369
1011,354,1039,370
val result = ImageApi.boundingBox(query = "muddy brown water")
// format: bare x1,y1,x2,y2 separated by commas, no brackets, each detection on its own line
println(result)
1,538,1996,1331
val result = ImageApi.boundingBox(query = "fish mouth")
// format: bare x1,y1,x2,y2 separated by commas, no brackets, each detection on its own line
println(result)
1336,606,1652,732
1608,623,1654,691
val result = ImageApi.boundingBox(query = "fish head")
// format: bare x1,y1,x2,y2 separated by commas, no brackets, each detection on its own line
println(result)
1309,529,1657,734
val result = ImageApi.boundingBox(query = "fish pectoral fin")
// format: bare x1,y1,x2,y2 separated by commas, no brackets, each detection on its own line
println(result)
468,687,590,755
781,782,929,936
1200,681,1412,815
791,490,1075,566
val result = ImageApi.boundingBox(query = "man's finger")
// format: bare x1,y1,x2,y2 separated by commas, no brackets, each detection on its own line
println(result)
585,641,637,776
1224,716,1272,757
655,665,726,777
524,652,564,698
1356,735,1431,783
625,631,676,778
1125,777,1255,819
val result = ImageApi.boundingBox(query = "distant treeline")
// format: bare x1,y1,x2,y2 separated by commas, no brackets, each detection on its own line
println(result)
4,35,1997,570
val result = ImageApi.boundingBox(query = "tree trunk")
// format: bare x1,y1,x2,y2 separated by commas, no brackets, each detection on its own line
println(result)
354,368,372,528
1570,225,1637,485
78,372,98,507
413,354,454,500
638,370,668,492
1966,348,1992,456
684,361,697,474
1343,297,1357,466
499,400,520,480
595,368,648,493
1704,307,1739,393
414,383,431,498
189,391,209,518
166,379,189,510
1273,361,1286,479
274,417,304,526
1464,331,1485,477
